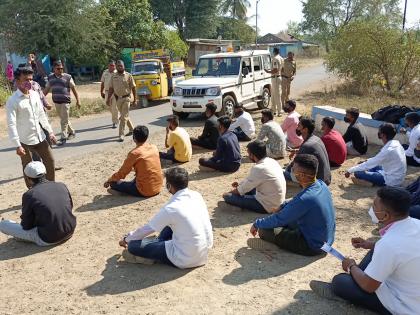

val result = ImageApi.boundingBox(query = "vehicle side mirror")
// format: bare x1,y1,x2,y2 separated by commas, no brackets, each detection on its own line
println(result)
242,67,249,77
192,69,198,76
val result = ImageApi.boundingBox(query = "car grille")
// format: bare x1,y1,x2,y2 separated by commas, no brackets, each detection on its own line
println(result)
182,88,206,97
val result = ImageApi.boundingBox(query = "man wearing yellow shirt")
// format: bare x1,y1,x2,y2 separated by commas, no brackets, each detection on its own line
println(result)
160,115,192,163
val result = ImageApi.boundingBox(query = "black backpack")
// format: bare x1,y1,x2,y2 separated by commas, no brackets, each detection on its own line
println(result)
371,105,418,124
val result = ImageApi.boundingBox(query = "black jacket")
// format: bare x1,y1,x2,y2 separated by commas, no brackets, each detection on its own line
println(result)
343,122,368,155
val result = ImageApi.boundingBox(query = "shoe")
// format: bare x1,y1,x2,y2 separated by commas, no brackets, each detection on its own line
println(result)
67,132,76,140
107,188,124,196
112,123,117,129
121,249,155,265
309,280,345,302
351,177,374,187
199,165,214,172
57,138,67,146
277,113,282,117
118,137,124,142
125,131,133,136
247,238,278,251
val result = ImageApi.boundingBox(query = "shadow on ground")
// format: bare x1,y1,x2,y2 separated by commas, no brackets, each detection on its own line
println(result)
76,194,141,212
210,201,262,229
84,254,191,295
0,238,51,261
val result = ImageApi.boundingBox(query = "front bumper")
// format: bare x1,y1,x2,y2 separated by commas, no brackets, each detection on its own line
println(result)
170,95,223,113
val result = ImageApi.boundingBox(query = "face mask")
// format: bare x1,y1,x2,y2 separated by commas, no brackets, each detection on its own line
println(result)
377,133,382,140
344,117,351,123
20,81,32,91
368,206,379,224
295,128,302,136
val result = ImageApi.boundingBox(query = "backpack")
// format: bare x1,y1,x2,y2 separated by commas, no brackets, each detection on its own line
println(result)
371,105,418,124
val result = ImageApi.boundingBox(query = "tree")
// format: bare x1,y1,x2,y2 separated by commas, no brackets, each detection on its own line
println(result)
216,17,256,44
150,0,220,40
219,0,251,20
326,19,420,93
162,30,189,60
0,0,114,64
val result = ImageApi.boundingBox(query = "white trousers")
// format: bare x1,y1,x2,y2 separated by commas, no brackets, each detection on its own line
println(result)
0,220,51,246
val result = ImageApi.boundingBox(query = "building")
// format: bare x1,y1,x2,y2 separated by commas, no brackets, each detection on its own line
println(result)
186,38,241,66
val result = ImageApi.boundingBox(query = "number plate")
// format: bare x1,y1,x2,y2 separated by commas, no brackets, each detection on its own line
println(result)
184,101,199,106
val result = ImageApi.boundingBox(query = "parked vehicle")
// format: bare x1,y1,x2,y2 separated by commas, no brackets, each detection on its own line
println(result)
131,49,185,107
170,50,272,118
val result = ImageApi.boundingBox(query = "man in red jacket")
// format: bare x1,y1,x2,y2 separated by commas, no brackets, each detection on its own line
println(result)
321,117,347,167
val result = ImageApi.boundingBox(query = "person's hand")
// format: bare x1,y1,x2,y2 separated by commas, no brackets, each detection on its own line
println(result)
342,257,357,273
290,76,294,81
76,101,81,109
345,171,351,178
45,103,52,110
101,92,105,99
351,237,373,249
400,127,406,134
131,99,137,106
16,146,26,156
166,126,170,134
49,133,57,145
119,238,127,248
250,224,258,237
232,182,239,188
104,181,110,188
289,150,296,160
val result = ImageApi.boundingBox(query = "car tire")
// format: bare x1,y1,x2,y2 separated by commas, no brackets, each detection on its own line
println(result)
257,87,270,109
172,110,189,119
220,95,236,118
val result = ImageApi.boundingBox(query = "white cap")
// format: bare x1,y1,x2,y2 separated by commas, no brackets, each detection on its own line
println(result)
24,161,47,178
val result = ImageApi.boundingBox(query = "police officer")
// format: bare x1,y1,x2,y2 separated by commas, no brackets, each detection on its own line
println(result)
264,48,283,116
107,60,136,142
100,60,118,129
281,52,297,108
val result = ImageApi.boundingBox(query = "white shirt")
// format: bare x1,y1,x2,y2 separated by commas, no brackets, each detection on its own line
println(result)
405,124,420,163
6,89,53,147
148,188,213,269
237,157,286,212
229,111,256,138
365,217,420,315
348,139,407,186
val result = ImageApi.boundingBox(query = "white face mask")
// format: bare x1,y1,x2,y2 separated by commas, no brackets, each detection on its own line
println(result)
368,206,379,224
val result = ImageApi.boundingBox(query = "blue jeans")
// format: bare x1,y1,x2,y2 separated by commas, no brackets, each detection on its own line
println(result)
331,250,391,315
128,226,175,267
354,166,385,186
223,189,266,213
410,205,420,220
232,127,251,142
110,179,143,197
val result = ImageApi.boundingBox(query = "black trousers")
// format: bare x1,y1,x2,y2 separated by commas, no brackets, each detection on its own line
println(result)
190,137,217,150
199,158,240,173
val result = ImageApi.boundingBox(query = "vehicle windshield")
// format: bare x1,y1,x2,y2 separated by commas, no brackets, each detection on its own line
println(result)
132,61,160,74
195,57,240,76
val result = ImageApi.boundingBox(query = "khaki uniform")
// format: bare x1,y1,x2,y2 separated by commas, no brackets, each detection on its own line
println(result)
281,58,296,107
101,69,118,125
270,55,283,114
109,71,135,137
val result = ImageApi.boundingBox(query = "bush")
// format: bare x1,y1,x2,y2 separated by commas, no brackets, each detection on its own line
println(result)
0,73,12,107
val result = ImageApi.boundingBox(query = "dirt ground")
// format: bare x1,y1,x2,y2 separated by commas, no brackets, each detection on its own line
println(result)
1,102,419,314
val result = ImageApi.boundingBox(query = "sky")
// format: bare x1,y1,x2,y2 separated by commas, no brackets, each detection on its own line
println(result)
246,0,420,35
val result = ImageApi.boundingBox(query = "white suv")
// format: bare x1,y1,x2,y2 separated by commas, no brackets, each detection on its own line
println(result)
170,50,272,118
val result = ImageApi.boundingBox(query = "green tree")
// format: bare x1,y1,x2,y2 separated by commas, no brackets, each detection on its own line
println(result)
150,0,220,40
326,19,420,92
162,30,189,60
219,0,251,20
0,0,114,64
216,17,256,44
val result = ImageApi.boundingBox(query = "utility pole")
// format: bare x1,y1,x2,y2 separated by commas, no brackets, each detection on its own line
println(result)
402,0,408,31
255,0,261,47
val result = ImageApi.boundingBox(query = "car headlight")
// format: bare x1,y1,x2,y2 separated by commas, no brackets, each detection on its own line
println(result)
151,80,158,86
173,87,183,96
205,87,221,96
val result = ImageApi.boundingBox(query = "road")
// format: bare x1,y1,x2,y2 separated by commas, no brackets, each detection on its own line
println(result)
0,63,331,182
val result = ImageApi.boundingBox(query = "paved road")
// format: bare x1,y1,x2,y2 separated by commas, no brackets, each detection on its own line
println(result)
0,63,331,182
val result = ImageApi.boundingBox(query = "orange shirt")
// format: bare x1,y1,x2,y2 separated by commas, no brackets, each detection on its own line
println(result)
109,143,163,197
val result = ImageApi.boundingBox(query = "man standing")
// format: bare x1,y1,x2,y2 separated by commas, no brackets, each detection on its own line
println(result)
107,60,136,142
190,103,219,150
257,109,286,159
119,167,213,268
159,115,192,163
0,161,76,246
6,66,57,188
281,52,296,108
264,48,283,116
44,61,81,146
343,107,368,156
101,60,118,129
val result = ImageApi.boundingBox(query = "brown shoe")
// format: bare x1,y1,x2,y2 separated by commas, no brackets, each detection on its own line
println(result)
121,249,155,265
351,177,374,187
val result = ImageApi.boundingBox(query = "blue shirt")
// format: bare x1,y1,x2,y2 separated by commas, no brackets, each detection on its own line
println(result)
212,131,241,165
253,180,336,249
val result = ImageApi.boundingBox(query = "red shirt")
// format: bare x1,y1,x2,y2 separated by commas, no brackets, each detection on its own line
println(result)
321,129,347,166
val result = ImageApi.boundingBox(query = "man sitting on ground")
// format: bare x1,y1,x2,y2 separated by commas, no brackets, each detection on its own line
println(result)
281,100,303,149
223,140,286,213
310,186,420,315
104,125,163,197
199,116,241,173
343,107,368,156
284,117,331,185
405,176,420,220
250,154,335,256
228,103,256,141
321,116,347,167
0,161,76,246
401,112,420,167
119,167,213,268
190,103,219,150
257,109,286,159
159,115,192,163
345,123,406,187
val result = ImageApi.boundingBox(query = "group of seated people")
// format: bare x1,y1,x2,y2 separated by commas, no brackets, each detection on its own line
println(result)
1,100,419,314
